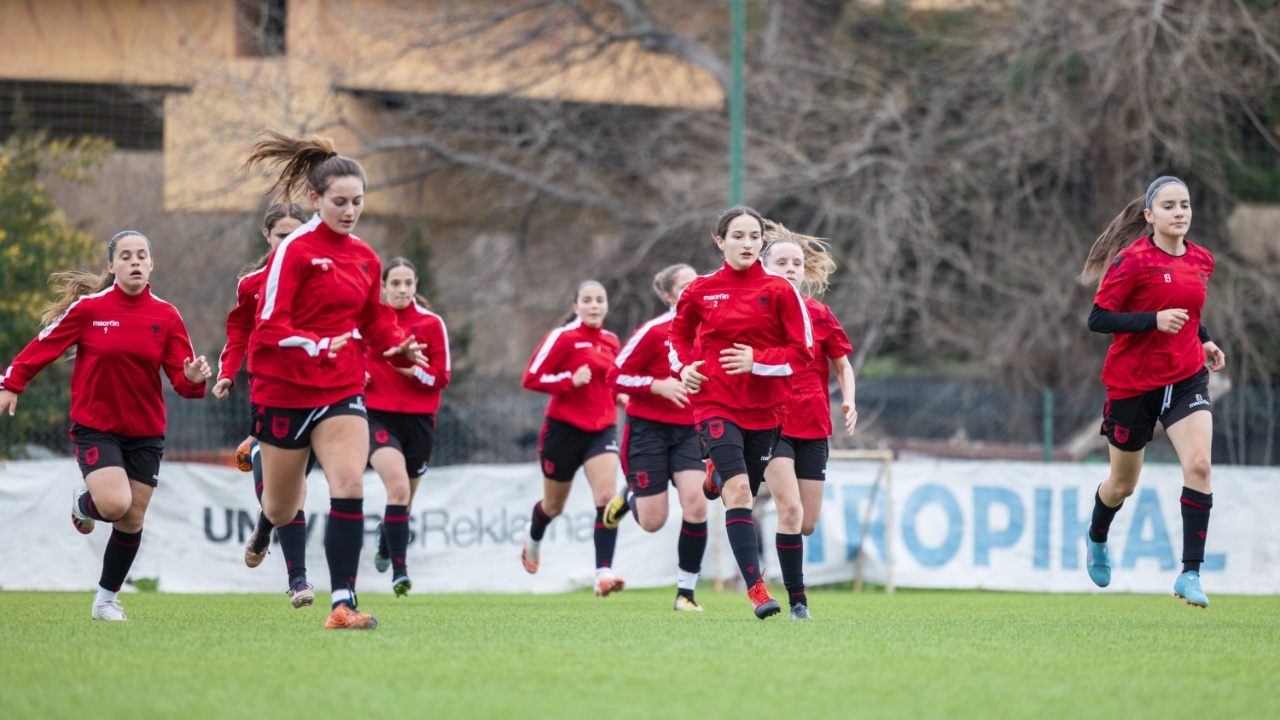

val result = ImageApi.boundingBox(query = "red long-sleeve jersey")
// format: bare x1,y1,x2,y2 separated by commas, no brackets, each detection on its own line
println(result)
608,309,693,426
1095,236,1214,399
216,266,266,384
0,283,206,436
523,318,620,432
782,296,854,439
248,216,408,408
365,302,451,414
668,261,813,430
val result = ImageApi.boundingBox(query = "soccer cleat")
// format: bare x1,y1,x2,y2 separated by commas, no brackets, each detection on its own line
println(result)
673,594,704,612
373,523,391,573
244,519,268,568
702,461,722,501
521,540,540,574
595,574,626,597
91,599,128,621
747,578,781,619
393,575,412,597
324,603,378,630
1174,571,1210,608
234,436,255,472
1084,530,1111,588
287,577,314,609
71,485,95,535
790,603,812,620
601,490,630,530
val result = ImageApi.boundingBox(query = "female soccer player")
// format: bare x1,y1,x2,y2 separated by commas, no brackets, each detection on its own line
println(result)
668,206,813,619
0,230,211,621
212,202,316,608
239,130,425,630
364,257,450,597
1080,176,1225,608
759,223,858,619
601,263,709,611
520,280,626,597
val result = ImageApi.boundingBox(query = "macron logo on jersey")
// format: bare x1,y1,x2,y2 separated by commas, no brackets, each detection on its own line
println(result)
703,293,730,301
574,342,593,349
92,320,120,333
311,257,335,272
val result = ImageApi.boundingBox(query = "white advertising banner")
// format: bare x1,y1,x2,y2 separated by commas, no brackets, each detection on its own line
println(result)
1,458,1277,594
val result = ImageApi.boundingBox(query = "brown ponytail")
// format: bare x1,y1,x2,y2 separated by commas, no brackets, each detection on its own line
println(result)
42,230,150,325
239,129,366,204
761,220,838,297
1080,196,1149,285
382,256,431,310
652,263,694,303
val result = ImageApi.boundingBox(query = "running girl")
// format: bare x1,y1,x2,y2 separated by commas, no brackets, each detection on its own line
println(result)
364,257,450,597
601,263,709,611
239,130,425,630
520,281,625,598
1080,176,1225,608
0,230,211,621
212,202,315,608
668,206,813,620
759,222,858,619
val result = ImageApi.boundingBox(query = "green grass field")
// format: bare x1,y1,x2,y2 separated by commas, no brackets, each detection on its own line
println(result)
2,587,1277,719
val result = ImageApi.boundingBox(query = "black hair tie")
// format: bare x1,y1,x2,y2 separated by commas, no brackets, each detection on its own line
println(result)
325,151,338,160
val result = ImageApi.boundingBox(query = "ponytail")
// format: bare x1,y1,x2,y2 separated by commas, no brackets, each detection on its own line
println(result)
1080,196,1148,285
761,220,838,297
239,128,366,203
42,271,113,326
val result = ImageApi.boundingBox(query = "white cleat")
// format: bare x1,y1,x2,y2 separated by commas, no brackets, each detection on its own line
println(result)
91,599,128,621
71,485,95,534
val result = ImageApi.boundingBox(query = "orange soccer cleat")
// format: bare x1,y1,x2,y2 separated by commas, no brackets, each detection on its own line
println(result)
234,436,255,472
324,603,378,630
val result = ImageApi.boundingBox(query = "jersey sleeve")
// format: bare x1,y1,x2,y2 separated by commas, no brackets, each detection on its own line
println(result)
164,307,208,399
408,315,451,389
821,308,854,359
0,300,86,394
668,287,702,374
216,276,257,383
753,282,814,372
611,324,659,391
256,245,328,360
355,255,409,354
1094,249,1138,312
522,327,574,394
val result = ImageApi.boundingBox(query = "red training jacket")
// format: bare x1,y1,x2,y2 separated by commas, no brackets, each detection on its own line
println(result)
1094,236,1214,400
668,260,813,430
608,308,693,426
523,318,620,432
365,301,451,415
216,266,266,385
782,296,854,439
248,215,408,408
0,283,206,436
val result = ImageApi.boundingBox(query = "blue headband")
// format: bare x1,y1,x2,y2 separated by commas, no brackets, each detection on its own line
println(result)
1145,176,1187,209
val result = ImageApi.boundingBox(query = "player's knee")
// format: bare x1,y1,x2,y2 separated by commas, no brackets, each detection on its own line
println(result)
775,501,803,530
1185,453,1211,485
541,498,566,517
801,518,819,536
95,497,130,522
721,478,753,508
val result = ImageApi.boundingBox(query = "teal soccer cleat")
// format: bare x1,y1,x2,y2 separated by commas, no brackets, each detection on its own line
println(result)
1085,531,1111,588
1174,571,1209,608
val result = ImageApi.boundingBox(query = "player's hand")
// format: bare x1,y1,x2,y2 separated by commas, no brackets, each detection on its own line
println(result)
0,389,17,417
212,378,233,400
571,364,592,387
720,343,754,375
328,332,353,359
1156,308,1189,334
1204,342,1226,372
184,356,212,383
615,393,630,409
842,401,858,435
383,336,429,367
680,361,707,393
651,377,690,408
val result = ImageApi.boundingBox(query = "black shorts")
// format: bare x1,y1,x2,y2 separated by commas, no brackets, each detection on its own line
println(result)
696,417,780,497
252,394,369,450
368,409,437,478
1101,367,1212,452
772,435,829,480
539,418,619,482
70,423,164,486
622,417,704,497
